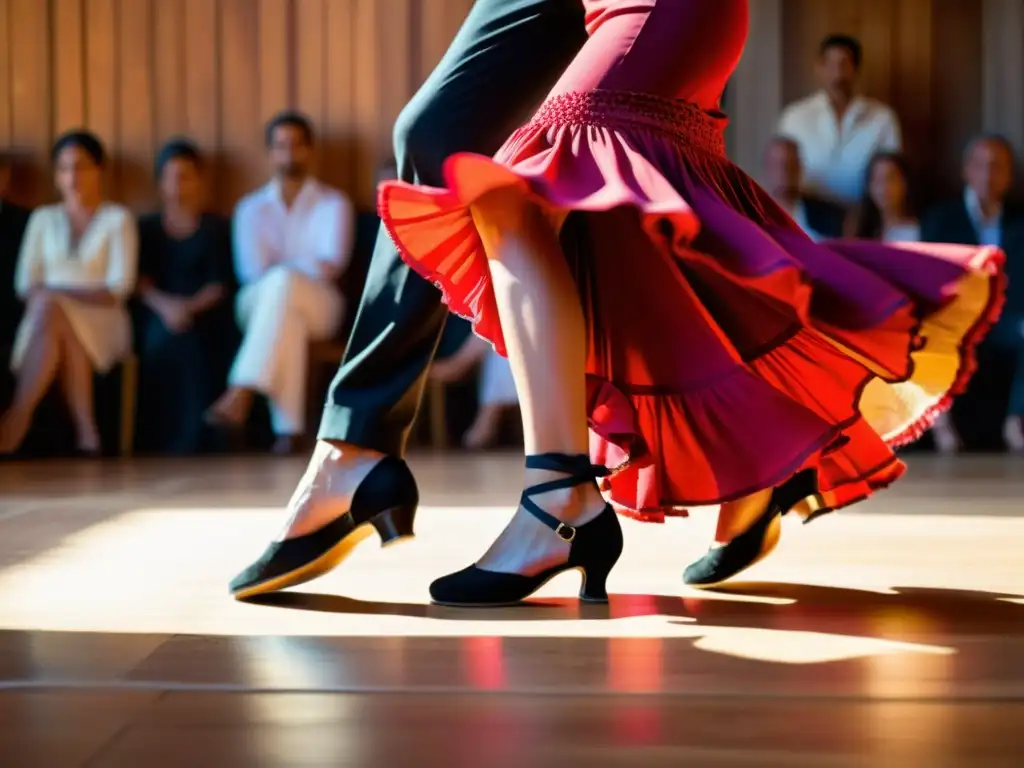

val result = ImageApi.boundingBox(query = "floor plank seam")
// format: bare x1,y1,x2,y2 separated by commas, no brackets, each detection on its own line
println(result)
1,680,1023,701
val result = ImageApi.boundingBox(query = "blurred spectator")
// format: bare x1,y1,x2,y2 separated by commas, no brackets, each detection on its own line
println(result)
778,34,901,206
853,152,920,242
0,131,137,455
851,152,960,451
207,111,354,453
922,134,1024,452
134,139,235,454
0,152,31,350
763,136,844,240
432,315,520,450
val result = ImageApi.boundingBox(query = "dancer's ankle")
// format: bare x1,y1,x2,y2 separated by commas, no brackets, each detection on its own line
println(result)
315,439,386,466
714,488,774,544
522,473,606,524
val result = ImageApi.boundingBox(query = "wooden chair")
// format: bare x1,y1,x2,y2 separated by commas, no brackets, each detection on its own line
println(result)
301,211,450,450
118,354,138,458
425,380,447,450
305,340,448,450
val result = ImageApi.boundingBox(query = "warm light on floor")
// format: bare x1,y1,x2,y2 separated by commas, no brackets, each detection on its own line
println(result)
0,504,989,671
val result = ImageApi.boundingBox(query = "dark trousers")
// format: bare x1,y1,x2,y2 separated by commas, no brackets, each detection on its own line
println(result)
134,311,235,454
318,0,586,455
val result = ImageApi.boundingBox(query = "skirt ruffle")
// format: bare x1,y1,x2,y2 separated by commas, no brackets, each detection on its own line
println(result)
378,96,1005,522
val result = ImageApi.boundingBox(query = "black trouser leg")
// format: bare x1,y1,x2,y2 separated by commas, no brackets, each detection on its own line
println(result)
317,0,585,456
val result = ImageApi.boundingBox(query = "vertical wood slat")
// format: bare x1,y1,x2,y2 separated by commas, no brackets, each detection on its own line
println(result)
295,0,326,145
930,0,984,191
53,0,86,133
981,0,1024,152
417,0,473,86
9,0,51,203
730,0,783,177
894,0,932,176
258,0,290,122
858,0,895,104
324,0,355,195
0,0,11,147
351,0,381,207
376,0,414,154
219,0,260,209
153,0,186,144
85,0,117,190
183,0,220,207
118,0,154,207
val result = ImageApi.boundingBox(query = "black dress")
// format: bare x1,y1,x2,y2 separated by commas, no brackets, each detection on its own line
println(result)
134,212,237,454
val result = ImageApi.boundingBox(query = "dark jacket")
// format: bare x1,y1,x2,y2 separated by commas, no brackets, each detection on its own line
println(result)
0,200,31,346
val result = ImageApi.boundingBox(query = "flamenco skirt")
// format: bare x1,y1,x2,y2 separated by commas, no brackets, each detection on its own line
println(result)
378,90,1005,523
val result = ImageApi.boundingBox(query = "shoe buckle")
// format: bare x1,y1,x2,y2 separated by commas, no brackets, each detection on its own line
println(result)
555,523,576,542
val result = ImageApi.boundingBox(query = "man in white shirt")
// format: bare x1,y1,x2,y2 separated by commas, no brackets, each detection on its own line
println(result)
763,136,845,241
207,111,354,452
777,35,901,206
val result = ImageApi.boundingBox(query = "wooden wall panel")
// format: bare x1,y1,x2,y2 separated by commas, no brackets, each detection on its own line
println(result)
0,0,10,147
0,0,1004,212
53,0,86,134
779,0,983,197
9,0,51,202
118,0,154,207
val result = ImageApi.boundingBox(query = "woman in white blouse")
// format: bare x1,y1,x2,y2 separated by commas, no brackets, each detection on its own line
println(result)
0,131,137,455
852,151,960,452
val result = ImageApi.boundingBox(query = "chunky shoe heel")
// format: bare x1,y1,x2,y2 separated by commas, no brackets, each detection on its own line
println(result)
371,504,417,545
682,469,819,589
579,565,613,603
229,455,419,599
428,453,623,607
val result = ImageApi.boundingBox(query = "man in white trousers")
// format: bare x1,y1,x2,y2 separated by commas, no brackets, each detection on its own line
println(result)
207,111,354,453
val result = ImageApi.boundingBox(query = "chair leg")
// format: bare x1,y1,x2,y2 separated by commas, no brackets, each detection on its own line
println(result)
119,355,137,458
428,380,447,450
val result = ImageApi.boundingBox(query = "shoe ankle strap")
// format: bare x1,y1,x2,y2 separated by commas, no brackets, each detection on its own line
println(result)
525,452,609,479
521,453,609,542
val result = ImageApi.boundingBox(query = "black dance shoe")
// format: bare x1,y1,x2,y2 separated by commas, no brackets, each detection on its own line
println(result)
229,456,419,600
429,452,623,607
682,469,818,588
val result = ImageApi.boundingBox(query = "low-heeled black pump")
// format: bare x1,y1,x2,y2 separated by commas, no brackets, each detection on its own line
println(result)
229,456,419,600
682,469,818,588
429,452,623,608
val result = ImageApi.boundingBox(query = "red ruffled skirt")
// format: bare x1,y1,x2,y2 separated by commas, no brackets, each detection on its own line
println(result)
379,89,1005,523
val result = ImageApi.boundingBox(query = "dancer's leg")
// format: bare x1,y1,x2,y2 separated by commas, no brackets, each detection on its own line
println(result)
714,489,774,543
464,193,607,575
280,0,587,539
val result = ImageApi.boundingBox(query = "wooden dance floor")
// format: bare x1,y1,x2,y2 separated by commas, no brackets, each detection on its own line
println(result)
0,452,1022,766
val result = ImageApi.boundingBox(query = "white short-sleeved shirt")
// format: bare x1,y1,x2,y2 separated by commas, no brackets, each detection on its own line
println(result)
778,91,902,205
232,178,354,286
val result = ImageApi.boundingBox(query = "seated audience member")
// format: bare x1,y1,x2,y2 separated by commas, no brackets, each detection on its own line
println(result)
763,136,844,240
921,134,1024,452
853,152,961,451
853,152,920,242
135,139,234,454
0,131,137,455
0,152,31,349
207,111,354,453
778,34,901,206
431,315,520,450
